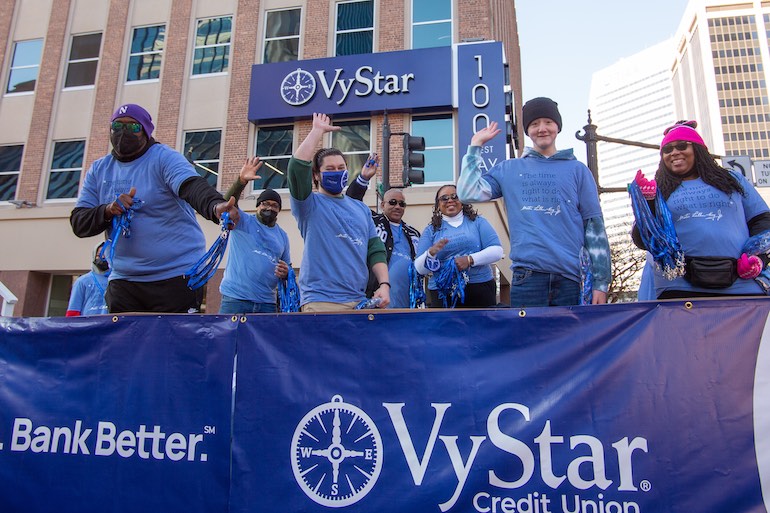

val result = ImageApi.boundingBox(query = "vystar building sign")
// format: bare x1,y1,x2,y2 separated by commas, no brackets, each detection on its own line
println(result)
248,42,509,169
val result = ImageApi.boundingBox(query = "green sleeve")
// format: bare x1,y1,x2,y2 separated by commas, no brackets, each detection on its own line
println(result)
367,236,387,267
288,156,313,200
224,178,247,203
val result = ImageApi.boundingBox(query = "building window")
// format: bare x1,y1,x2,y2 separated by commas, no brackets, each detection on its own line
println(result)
64,33,102,88
127,25,165,82
331,120,371,181
183,130,221,187
47,140,85,200
412,0,452,49
6,39,43,94
192,17,232,76
411,114,453,183
335,0,373,56
263,8,301,63
253,125,294,190
0,145,23,202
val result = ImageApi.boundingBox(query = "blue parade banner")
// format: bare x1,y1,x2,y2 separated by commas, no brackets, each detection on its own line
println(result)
1,299,770,512
230,300,770,513
0,315,237,513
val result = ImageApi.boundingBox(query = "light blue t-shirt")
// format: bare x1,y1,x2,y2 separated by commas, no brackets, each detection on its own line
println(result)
388,223,414,308
654,173,768,296
483,151,602,283
75,144,205,282
220,211,291,303
416,216,501,290
291,192,377,305
67,271,108,315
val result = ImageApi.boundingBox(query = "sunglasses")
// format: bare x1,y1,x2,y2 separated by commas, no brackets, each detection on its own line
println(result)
438,193,459,203
387,199,407,208
111,121,142,133
661,141,691,154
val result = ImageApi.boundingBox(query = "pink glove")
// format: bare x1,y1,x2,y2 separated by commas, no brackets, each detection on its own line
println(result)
635,170,657,200
737,253,763,279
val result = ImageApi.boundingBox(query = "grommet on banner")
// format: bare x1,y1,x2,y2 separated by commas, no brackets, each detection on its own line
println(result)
519,310,526,317
368,314,375,321
684,301,693,310
240,316,247,323
112,316,118,323
231,315,238,322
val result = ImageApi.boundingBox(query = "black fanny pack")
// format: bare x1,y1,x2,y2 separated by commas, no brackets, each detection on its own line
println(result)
684,256,738,289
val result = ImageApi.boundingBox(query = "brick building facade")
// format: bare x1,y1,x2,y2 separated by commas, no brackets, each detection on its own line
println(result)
0,0,521,316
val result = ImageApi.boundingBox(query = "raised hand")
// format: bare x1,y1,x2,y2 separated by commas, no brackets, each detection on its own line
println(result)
312,113,341,134
471,122,502,147
360,153,379,180
239,157,263,184
634,170,657,200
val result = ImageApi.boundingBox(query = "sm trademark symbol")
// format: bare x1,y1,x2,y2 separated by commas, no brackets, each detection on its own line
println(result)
204,426,216,435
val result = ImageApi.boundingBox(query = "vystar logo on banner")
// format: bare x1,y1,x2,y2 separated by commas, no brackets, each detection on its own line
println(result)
3,418,215,462
292,395,650,512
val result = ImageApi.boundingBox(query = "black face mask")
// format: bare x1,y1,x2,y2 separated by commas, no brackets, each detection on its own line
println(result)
93,256,109,273
110,128,146,157
258,208,278,226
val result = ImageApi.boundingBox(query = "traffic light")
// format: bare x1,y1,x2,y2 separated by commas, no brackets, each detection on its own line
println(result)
504,90,519,151
402,134,425,186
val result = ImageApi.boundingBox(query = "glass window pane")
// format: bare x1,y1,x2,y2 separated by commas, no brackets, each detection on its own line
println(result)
196,17,231,46
264,39,299,63
413,22,451,49
412,116,452,145
265,9,301,38
52,141,85,169
184,131,221,161
193,46,229,75
127,54,162,81
332,122,370,153
12,40,43,67
421,147,453,183
254,126,293,190
46,170,81,199
65,60,98,87
337,1,374,31
413,115,453,183
0,174,18,201
0,145,23,172
413,0,451,23
47,275,72,317
70,33,102,60
336,31,373,56
130,26,165,54
184,131,221,187
7,68,38,93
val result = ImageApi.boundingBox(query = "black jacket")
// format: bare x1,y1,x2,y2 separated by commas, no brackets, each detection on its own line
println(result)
347,178,421,297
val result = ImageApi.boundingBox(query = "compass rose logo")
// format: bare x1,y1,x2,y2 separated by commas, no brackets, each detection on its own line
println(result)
291,395,383,507
280,68,317,106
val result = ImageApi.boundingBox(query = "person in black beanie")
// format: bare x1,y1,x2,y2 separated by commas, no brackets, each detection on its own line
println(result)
457,97,612,307
219,157,292,313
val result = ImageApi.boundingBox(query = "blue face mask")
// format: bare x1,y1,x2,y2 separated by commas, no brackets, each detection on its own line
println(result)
320,170,348,195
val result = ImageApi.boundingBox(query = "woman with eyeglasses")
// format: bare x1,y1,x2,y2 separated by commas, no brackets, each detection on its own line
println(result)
288,113,390,311
414,185,504,308
631,120,770,299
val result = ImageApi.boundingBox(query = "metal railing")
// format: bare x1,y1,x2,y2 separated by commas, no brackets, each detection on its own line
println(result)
0,281,18,317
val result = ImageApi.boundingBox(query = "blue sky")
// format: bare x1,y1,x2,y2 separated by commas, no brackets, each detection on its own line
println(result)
516,0,690,160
